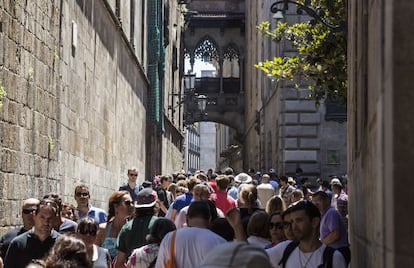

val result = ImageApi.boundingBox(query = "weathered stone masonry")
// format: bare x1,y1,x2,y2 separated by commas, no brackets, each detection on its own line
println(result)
0,1,148,233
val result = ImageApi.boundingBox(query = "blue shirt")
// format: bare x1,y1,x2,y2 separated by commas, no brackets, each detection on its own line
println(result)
77,206,107,224
172,193,193,212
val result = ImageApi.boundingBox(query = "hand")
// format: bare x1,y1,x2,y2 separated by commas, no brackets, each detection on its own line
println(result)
225,208,246,241
226,207,241,229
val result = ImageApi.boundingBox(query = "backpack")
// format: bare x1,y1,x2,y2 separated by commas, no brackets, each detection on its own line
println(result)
278,241,336,268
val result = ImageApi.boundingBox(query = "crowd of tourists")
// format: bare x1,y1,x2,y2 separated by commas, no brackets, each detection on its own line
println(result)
0,166,350,268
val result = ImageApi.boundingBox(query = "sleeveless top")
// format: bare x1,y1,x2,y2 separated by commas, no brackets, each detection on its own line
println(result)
92,245,111,268
101,222,118,259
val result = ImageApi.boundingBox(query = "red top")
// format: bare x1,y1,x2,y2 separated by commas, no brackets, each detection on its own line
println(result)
210,191,236,214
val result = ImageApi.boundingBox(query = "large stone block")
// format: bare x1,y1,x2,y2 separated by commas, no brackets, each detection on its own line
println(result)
284,113,298,124
284,125,318,137
284,150,318,162
300,138,321,149
285,138,298,149
6,99,18,124
300,113,321,124
18,152,31,174
1,122,19,151
285,100,317,113
282,88,300,99
1,149,18,172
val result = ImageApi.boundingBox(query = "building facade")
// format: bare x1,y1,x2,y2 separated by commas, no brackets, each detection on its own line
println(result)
0,0,185,233
146,0,186,178
199,122,216,172
184,123,200,173
243,0,347,180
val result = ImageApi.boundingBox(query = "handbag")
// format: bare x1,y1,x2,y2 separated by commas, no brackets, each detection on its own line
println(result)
164,230,177,268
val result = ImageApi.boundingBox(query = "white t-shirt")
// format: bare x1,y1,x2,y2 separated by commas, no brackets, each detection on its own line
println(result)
175,205,225,229
266,240,347,268
155,227,226,268
256,183,276,209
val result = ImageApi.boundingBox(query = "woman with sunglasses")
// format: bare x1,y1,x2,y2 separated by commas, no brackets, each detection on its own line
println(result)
95,191,134,260
77,217,111,268
266,211,287,249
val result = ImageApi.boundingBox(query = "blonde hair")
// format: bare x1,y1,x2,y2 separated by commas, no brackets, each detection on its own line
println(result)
239,184,258,209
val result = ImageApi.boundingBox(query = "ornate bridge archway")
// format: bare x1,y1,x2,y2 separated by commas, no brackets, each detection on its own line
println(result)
183,0,246,139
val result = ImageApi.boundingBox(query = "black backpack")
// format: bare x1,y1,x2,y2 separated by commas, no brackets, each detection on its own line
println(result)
278,241,336,268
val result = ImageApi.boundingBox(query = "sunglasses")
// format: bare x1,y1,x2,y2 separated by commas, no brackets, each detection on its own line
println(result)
269,222,285,229
128,173,138,177
79,229,97,236
76,192,89,197
22,208,36,214
123,200,133,206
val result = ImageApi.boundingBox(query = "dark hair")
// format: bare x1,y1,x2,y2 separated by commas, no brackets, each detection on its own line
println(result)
160,175,171,183
176,174,187,181
205,200,219,222
280,176,288,183
36,198,59,216
146,218,176,244
216,175,230,190
288,200,320,219
44,234,92,268
209,218,234,241
187,200,211,221
321,180,331,189
43,193,62,214
74,184,89,195
187,177,200,192
247,210,270,239
312,190,330,200
223,167,234,175
77,217,98,236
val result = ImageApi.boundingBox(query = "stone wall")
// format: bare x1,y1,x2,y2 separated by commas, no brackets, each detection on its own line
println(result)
0,0,148,233
348,0,414,267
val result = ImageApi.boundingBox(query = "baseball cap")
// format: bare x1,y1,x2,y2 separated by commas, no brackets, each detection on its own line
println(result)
198,241,272,268
135,188,157,208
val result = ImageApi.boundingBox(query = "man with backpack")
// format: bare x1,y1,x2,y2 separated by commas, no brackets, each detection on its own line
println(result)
266,201,347,268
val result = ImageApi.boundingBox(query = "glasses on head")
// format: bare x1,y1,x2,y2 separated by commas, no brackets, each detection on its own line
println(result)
76,192,89,197
269,222,285,229
22,208,36,214
123,200,133,206
128,173,138,177
39,199,59,209
78,229,97,236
